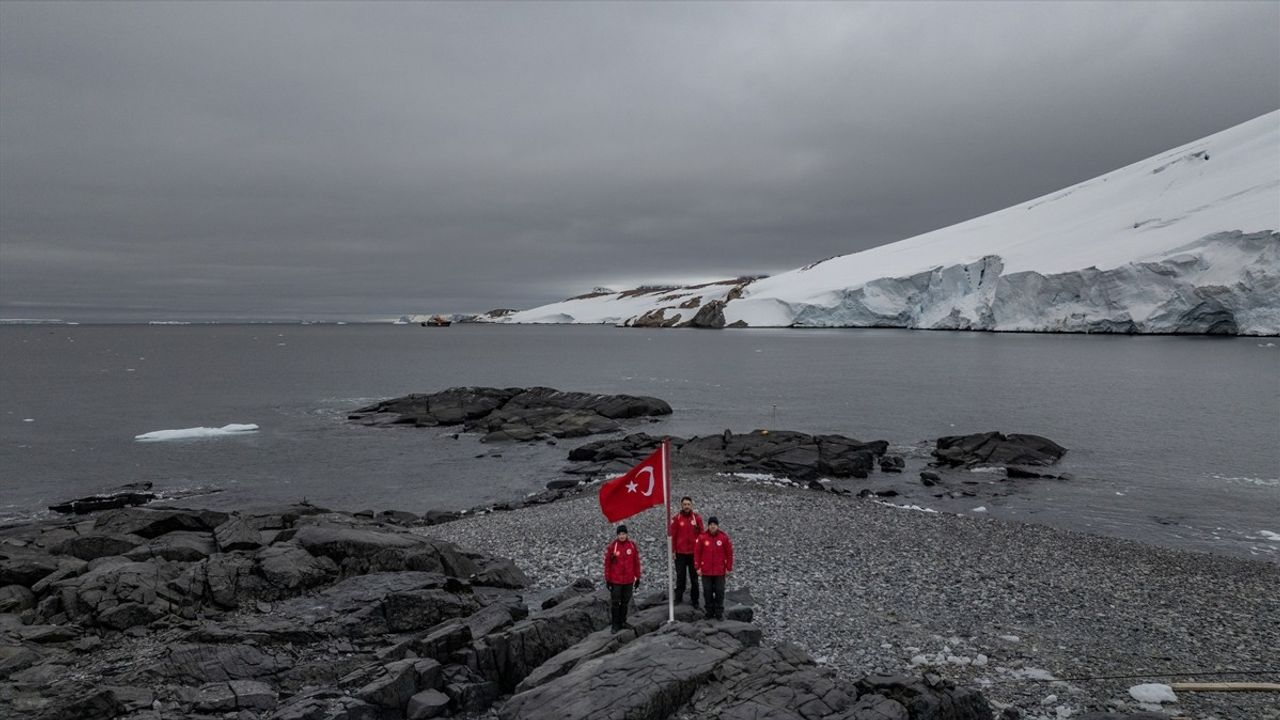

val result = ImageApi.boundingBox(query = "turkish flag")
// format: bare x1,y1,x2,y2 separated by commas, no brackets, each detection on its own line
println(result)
598,444,667,523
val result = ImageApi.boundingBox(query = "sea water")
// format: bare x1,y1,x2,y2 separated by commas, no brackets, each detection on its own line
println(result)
2,324,1277,560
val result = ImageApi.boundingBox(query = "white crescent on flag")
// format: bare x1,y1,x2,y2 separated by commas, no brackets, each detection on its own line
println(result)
637,466,656,496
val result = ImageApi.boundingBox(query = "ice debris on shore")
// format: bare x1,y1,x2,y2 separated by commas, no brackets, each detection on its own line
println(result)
134,423,259,441
1128,683,1178,704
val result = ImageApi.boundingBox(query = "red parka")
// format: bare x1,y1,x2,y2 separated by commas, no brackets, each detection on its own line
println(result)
668,511,704,555
694,530,733,576
603,538,641,585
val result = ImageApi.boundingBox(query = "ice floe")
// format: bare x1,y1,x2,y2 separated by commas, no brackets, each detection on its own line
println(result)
135,424,259,442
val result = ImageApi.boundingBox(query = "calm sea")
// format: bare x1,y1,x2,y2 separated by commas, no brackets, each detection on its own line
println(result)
1,324,1277,561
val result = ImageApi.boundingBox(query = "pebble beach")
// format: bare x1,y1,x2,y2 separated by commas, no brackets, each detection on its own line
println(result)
422,472,1280,720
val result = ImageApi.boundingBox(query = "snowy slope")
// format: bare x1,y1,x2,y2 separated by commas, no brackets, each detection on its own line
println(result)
492,279,751,326
727,110,1280,334
496,111,1280,334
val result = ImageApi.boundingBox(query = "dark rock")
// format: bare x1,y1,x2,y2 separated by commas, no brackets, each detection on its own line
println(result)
0,584,35,612
97,601,160,630
686,643,864,720
93,506,230,538
157,643,287,683
412,619,474,662
498,622,745,720
268,689,378,720
17,623,80,643
0,551,61,588
856,674,993,720
349,387,671,443
848,693,911,720
421,510,461,526
48,483,157,514
240,572,478,640
49,532,144,561
569,430,890,483
456,590,610,692
39,688,124,720
444,664,502,713
540,577,595,610
124,531,217,563
214,516,264,552
934,432,1066,467
254,542,339,594
406,689,450,719
920,471,942,486
0,645,42,679
684,299,728,329
56,558,184,627
470,556,528,589
353,659,421,709
376,510,419,526
194,680,278,712
545,478,580,490
880,455,906,473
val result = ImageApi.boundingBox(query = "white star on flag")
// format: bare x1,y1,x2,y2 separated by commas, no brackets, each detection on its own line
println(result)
625,481,638,493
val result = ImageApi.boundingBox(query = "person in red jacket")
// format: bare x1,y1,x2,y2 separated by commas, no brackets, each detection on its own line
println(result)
603,524,641,632
694,516,733,621
668,496,704,608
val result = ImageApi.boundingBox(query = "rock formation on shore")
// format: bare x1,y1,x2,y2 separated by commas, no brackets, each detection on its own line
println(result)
565,430,891,485
349,387,672,442
0,504,996,720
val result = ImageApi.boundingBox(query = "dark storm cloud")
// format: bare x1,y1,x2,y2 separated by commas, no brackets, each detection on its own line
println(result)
1,1,1277,320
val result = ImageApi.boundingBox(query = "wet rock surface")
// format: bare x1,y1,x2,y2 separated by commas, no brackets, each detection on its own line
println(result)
0,500,996,720
932,432,1067,468
566,430,890,483
348,386,672,442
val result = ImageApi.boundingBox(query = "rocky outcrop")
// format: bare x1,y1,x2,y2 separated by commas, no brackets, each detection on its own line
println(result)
684,299,728,329
348,386,672,442
0,504,992,720
47,482,158,515
566,430,889,483
932,432,1066,468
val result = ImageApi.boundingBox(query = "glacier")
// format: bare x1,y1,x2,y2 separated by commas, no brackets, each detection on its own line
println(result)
492,110,1280,335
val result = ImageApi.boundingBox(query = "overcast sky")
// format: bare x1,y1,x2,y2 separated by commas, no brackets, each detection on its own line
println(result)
1,1,1277,320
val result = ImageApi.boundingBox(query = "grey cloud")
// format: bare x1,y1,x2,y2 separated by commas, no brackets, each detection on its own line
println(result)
1,1,1277,320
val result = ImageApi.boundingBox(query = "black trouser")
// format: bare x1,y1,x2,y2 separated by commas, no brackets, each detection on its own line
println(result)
608,582,634,630
701,575,726,619
674,553,699,606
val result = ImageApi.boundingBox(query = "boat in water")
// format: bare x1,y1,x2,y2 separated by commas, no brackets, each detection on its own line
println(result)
422,315,452,327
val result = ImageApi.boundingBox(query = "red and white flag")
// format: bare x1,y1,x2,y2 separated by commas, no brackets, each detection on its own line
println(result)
597,443,667,523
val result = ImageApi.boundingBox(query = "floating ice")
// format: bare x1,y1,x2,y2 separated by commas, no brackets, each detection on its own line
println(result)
22,418,34,423
135,424,259,442
971,506,988,513
1258,530,1280,542
1128,683,1177,704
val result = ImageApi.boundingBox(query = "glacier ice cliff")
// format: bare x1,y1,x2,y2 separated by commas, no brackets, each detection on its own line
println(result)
783,231,1278,335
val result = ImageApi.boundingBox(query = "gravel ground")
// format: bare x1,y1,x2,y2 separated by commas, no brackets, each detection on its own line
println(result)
420,472,1280,720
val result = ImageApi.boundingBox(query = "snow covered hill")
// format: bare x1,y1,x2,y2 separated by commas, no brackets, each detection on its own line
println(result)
495,111,1280,334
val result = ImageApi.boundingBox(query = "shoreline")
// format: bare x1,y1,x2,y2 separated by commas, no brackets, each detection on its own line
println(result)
421,471,1280,719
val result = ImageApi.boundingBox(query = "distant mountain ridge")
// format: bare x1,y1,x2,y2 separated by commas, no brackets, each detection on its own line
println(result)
488,111,1280,335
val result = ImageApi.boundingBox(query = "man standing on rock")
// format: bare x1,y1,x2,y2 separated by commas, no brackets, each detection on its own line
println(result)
669,496,704,609
604,524,642,633
694,516,733,621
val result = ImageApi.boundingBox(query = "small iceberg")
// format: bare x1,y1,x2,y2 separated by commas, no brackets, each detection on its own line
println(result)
135,423,259,442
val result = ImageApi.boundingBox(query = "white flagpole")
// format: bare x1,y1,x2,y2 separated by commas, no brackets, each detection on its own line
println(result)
664,437,675,623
